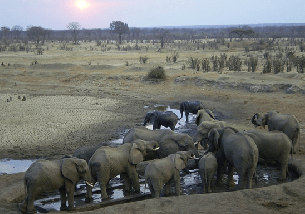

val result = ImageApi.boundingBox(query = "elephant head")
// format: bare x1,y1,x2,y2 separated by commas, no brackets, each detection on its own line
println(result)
193,121,223,145
207,129,220,152
195,109,215,125
129,139,159,164
159,133,198,158
61,157,92,186
252,112,270,129
143,111,156,126
169,152,190,171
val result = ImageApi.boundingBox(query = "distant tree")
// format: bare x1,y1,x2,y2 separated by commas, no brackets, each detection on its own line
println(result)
130,27,140,41
110,21,129,44
27,26,46,44
154,28,169,48
11,25,23,40
229,28,255,40
67,22,81,44
1,26,10,41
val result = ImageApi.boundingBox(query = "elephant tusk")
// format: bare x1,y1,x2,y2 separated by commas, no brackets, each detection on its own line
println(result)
194,142,199,145
194,157,200,160
85,181,94,187
153,147,160,151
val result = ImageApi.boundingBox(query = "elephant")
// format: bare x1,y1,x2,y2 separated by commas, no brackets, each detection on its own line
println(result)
72,142,115,163
123,127,175,144
207,127,258,189
195,109,215,126
252,111,300,153
143,110,179,130
198,152,218,193
124,127,199,160
144,151,195,198
87,139,159,200
242,129,292,180
18,157,92,214
180,101,204,122
193,120,226,150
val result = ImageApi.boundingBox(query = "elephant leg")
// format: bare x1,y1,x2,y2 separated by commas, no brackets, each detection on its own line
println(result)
65,181,76,211
148,183,156,198
185,112,189,122
85,176,96,203
246,167,255,189
227,164,235,187
121,173,131,192
96,170,109,199
216,163,224,186
173,171,181,196
127,168,140,193
237,170,245,190
164,180,171,196
278,162,288,181
24,184,38,214
59,186,67,211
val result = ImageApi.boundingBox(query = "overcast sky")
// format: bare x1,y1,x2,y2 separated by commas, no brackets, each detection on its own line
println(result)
1,0,304,30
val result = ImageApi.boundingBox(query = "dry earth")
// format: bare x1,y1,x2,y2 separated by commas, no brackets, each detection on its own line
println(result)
0,45,305,213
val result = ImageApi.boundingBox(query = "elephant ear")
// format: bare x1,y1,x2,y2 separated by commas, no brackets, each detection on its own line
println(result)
205,109,215,120
129,141,145,165
61,158,80,185
171,154,186,171
251,113,258,126
195,111,202,126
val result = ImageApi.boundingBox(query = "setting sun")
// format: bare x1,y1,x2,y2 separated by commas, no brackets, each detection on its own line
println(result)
77,1,87,9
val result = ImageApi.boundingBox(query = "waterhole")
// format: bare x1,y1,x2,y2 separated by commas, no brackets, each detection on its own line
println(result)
0,105,299,213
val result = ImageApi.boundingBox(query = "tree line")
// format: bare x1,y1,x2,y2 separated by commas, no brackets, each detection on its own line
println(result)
1,22,305,45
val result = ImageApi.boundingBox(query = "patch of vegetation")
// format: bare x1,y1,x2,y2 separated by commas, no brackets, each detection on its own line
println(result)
147,66,166,79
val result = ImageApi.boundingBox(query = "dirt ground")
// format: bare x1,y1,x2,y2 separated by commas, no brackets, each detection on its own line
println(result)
0,43,305,213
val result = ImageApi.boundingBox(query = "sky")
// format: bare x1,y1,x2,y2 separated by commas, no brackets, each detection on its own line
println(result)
1,0,304,30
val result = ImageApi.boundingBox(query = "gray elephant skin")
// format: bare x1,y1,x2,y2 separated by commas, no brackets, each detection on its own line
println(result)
242,129,292,180
195,109,215,126
193,120,226,150
143,111,179,130
198,152,218,193
180,101,204,122
207,127,258,189
252,111,300,153
123,127,174,144
123,127,199,160
18,157,92,213
87,139,159,200
145,151,194,198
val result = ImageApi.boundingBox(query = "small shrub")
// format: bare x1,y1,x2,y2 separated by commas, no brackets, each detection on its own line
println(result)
140,56,149,64
147,66,166,79
172,51,179,63
188,57,199,69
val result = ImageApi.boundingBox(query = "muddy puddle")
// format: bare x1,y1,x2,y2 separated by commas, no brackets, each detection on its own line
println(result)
0,105,299,213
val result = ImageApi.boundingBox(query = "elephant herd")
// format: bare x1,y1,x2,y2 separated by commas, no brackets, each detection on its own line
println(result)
18,101,301,213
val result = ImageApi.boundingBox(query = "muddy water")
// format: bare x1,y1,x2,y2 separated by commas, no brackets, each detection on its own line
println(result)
0,105,299,213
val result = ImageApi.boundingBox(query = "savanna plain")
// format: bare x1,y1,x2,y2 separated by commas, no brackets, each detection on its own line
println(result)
0,38,305,213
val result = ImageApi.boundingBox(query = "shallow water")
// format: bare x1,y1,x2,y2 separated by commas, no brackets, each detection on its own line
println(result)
0,158,36,175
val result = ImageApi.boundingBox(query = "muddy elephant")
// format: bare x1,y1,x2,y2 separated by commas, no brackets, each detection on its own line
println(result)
180,101,204,122
72,142,115,163
143,110,179,130
193,120,226,150
195,109,215,126
123,127,175,144
145,151,195,198
198,152,218,193
207,127,258,189
18,157,92,213
242,129,292,180
252,111,300,153
87,139,159,200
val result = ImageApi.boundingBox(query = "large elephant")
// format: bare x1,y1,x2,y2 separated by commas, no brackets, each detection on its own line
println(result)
193,121,226,150
145,151,195,198
195,109,215,126
18,157,92,214
87,139,159,200
242,129,292,180
207,127,258,189
252,111,300,153
198,152,218,193
180,101,204,122
123,127,175,144
143,111,179,130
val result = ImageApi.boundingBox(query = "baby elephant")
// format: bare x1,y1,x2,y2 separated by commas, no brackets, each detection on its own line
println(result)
145,151,195,198
18,157,92,214
143,111,179,131
198,152,218,193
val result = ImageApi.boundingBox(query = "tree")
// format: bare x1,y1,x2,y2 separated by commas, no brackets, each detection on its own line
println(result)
1,26,10,41
11,25,23,40
67,22,81,44
154,28,169,48
229,28,255,40
110,21,129,44
27,26,45,44
130,27,140,41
